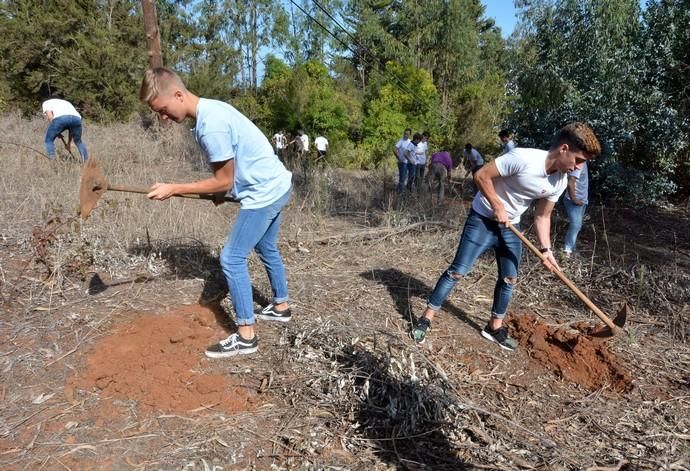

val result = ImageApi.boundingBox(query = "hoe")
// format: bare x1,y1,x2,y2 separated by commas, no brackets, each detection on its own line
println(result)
509,225,627,337
79,157,237,220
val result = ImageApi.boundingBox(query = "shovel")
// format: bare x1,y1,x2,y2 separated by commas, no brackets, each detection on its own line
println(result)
508,225,627,336
79,157,238,219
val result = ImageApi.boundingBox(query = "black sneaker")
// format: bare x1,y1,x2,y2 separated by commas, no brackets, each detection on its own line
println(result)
481,325,518,352
411,316,432,344
256,304,292,323
205,333,258,358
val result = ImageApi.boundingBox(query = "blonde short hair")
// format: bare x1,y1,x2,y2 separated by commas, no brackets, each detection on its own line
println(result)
139,67,186,104
553,122,602,158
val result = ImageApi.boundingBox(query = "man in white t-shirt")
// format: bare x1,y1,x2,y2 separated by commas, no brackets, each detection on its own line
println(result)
412,123,601,351
271,130,287,161
140,67,293,359
393,128,412,193
414,131,429,189
41,98,88,161
314,134,329,161
300,132,309,153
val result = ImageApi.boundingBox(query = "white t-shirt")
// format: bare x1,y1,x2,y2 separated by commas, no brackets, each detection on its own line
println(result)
395,137,411,163
472,148,567,224
42,99,81,119
300,134,309,151
415,141,428,165
273,133,286,149
314,136,328,151
404,141,418,164
194,98,292,209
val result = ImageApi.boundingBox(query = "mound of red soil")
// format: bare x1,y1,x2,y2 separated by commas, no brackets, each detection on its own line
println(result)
71,304,259,414
509,313,632,392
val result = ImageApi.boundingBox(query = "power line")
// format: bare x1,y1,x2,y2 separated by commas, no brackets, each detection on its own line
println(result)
288,0,449,124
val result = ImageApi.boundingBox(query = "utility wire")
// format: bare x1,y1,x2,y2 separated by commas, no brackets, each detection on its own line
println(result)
288,0,449,123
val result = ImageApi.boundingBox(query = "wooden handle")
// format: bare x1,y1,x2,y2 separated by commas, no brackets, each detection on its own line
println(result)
107,184,238,202
508,225,617,331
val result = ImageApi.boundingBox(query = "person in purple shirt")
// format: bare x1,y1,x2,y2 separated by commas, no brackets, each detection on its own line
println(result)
428,150,453,201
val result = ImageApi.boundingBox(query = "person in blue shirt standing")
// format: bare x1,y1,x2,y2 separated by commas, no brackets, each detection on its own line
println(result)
562,162,589,258
140,67,293,358
498,129,516,155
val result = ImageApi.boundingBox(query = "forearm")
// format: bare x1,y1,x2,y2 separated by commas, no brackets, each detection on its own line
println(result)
170,176,232,195
567,177,577,200
533,214,552,249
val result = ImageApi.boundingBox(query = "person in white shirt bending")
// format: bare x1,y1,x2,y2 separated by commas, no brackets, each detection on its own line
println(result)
41,98,89,161
411,123,601,351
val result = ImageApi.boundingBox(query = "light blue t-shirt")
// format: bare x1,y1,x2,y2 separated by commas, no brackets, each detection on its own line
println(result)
194,98,292,209
464,148,484,167
565,162,589,204
501,139,516,155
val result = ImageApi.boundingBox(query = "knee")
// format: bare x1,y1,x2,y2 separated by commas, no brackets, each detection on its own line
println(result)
501,276,518,288
447,270,464,281
220,247,245,272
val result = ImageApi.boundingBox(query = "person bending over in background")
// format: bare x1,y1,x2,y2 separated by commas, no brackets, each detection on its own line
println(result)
562,161,589,258
411,123,601,351
42,98,88,161
463,143,484,194
140,67,293,358
427,150,453,201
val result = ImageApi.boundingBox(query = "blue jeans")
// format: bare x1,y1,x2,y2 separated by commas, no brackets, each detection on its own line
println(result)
45,115,88,161
563,198,587,253
397,162,417,193
220,188,291,326
416,164,426,186
428,210,522,319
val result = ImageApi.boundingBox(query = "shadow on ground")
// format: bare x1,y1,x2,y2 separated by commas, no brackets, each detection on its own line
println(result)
127,240,271,315
360,268,483,333
336,345,468,470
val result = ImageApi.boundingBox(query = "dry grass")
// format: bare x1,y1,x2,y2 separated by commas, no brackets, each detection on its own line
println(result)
1,112,689,470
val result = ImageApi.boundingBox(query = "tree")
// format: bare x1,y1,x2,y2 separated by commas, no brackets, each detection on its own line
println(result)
0,0,146,121
508,0,688,202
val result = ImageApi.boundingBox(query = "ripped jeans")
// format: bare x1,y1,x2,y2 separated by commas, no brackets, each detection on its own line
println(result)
427,209,522,318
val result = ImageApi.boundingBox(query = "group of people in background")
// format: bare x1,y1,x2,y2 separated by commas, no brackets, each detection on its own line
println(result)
271,129,328,169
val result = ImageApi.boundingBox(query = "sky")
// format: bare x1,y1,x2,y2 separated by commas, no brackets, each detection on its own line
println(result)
483,0,519,38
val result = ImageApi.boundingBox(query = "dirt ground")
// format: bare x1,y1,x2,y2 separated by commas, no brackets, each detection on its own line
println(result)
1,140,689,469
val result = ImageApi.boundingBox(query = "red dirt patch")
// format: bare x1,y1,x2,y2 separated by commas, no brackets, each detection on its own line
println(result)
509,313,633,392
70,304,259,415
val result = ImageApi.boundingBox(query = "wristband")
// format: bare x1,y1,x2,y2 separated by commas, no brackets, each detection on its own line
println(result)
539,247,552,254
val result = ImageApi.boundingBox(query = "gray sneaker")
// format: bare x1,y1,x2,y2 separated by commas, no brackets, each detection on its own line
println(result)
411,316,432,344
481,325,518,352
205,333,258,358
256,304,292,322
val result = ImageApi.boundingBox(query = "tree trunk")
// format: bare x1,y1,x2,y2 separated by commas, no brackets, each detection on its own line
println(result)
141,0,163,68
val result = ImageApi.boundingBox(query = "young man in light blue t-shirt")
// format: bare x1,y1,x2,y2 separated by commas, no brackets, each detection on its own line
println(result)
140,67,293,358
